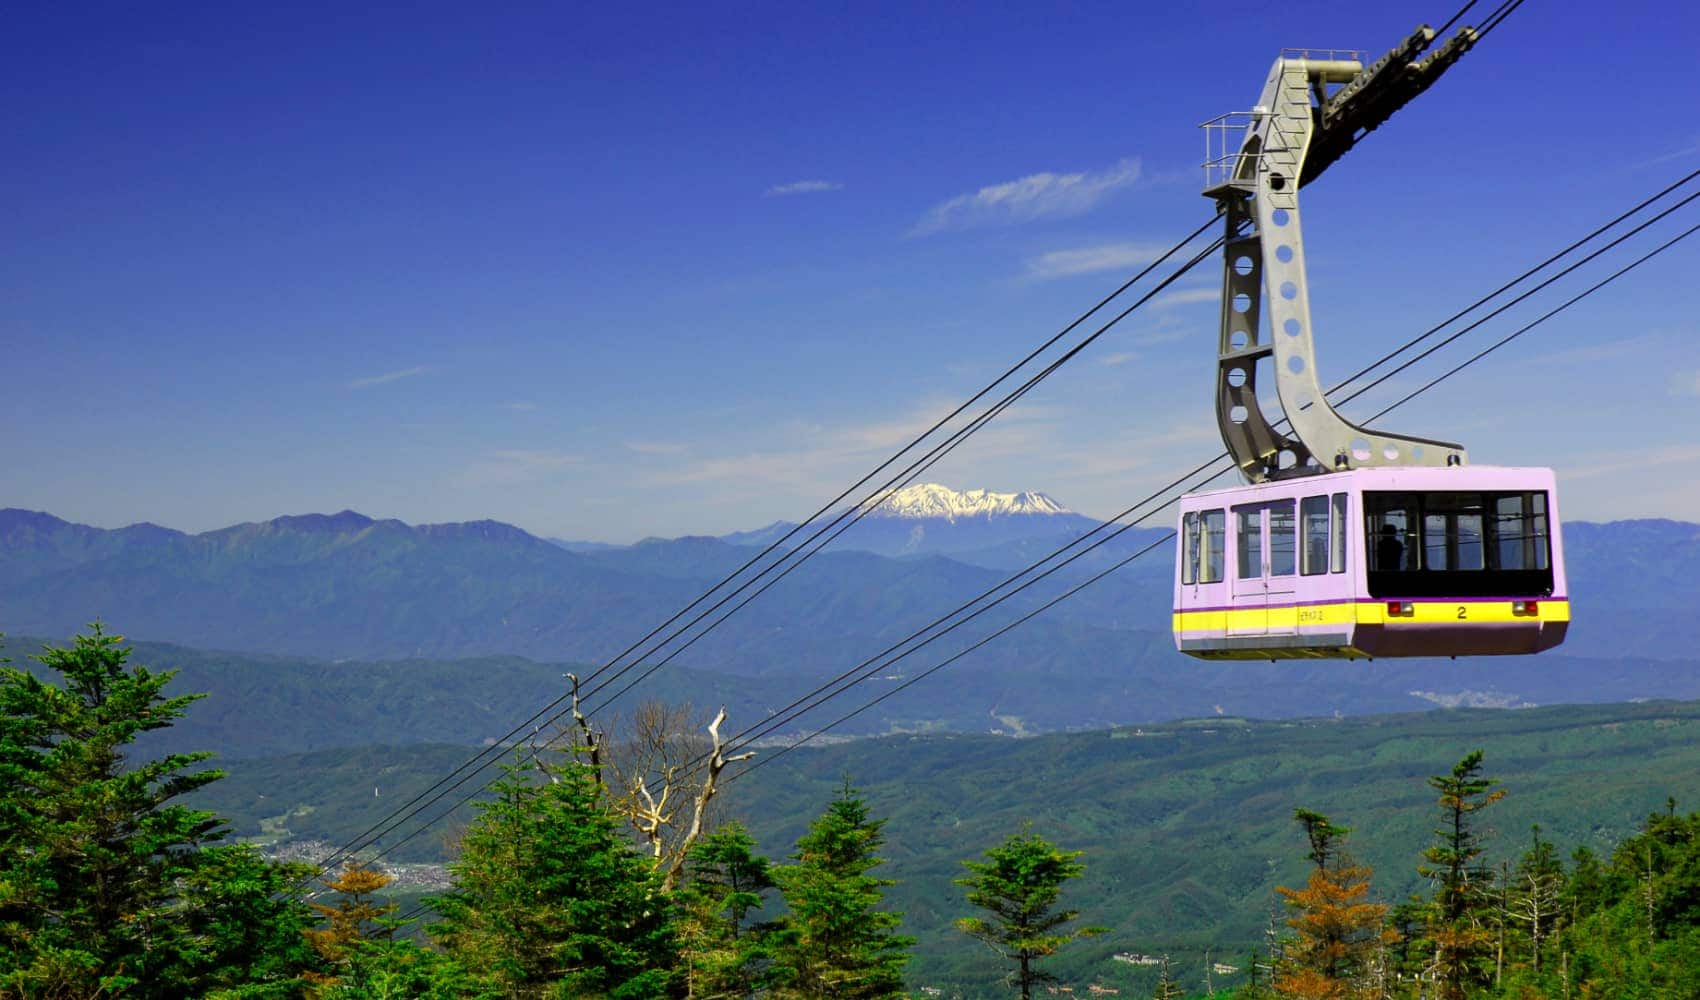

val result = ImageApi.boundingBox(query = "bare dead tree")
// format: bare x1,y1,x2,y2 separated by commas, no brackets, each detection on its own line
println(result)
582,698,754,890
663,707,753,891
601,700,696,855
565,672,602,785
1509,867,1561,973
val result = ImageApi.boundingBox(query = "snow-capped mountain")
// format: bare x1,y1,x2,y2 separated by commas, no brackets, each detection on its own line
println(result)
721,483,1121,560
859,483,1070,521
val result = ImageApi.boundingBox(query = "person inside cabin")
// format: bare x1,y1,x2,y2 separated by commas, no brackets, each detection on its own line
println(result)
1376,523,1404,571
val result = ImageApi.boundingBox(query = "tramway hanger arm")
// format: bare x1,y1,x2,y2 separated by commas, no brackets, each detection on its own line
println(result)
1200,22,1479,484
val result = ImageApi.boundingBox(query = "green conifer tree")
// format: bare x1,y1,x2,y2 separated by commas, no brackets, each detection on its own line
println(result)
312,938,496,1000
431,753,678,999
771,780,912,998
179,844,320,996
677,821,778,998
954,826,1105,999
1416,750,1505,1000
0,626,310,996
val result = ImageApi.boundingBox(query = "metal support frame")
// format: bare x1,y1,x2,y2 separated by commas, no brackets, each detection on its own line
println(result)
1202,24,1476,483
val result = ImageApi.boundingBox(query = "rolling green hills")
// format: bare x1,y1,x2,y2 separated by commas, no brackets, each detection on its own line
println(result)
189,698,1700,995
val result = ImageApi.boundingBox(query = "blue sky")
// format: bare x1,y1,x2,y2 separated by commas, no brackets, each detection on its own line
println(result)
4,1,1697,541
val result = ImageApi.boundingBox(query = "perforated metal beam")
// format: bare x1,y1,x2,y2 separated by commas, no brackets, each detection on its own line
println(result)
1205,30,1470,482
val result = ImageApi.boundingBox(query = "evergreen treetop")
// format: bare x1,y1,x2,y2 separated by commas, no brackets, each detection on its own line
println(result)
772,779,912,999
0,626,233,995
430,753,679,999
955,825,1104,1000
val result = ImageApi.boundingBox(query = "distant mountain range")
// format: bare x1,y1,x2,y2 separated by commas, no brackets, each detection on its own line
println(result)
2,489,1697,719
0,494,1164,673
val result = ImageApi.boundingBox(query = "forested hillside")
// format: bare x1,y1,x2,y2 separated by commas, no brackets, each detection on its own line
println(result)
191,695,1700,992
11,627,1700,997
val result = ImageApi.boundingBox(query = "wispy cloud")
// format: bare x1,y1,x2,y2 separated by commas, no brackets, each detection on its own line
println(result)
625,440,688,455
1564,443,1700,482
492,449,581,468
766,180,843,196
1026,241,1173,280
1098,351,1140,367
910,157,1142,237
349,365,425,389
1129,313,1197,347
454,449,582,489
1629,136,1700,171
1039,423,1221,483
503,401,538,412
1151,287,1219,309
648,397,1060,494
1535,329,1673,367
1672,370,1700,397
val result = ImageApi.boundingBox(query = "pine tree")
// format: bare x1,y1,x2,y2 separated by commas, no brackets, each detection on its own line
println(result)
1272,809,1390,1000
1152,955,1184,1000
1552,805,1700,996
304,860,399,985
1416,750,1505,1000
179,844,320,996
954,826,1105,999
431,753,678,999
312,939,495,1000
0,626,242,996
676,821,778,999
771,780,913,998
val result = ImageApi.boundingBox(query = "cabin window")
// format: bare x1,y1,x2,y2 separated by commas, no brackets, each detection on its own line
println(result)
1236,507,1262,580
1330,492,1347,574
1269,501,1296,576
1495,492,1550,571
1181,512,1198,585
1423,512,1452,570
1367,498,1415,571
1300,495,1329,576
1200,508,1225,583
1363,490,1554,597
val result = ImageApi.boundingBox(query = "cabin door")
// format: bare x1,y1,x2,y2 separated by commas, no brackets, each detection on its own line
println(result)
1229,504,1270,635
1229,500,1298,636
1263,499,1297,633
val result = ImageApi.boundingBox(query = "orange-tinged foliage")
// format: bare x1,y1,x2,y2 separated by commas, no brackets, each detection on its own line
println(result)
302,861,397,990
1274,967,1350,1000
1425,923,1495,1000
1274,862,1393,999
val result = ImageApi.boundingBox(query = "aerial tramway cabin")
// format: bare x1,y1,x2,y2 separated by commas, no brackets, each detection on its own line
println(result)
1169,25,1570,661
1172,466,1568,659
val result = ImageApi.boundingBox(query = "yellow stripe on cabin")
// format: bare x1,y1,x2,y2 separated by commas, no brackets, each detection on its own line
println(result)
1173,599,1570,632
